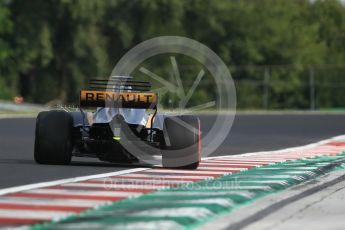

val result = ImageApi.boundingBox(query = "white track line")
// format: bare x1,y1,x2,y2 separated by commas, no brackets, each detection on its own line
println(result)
116,173,213,180
131,207,213,219
24,189,142,197
200,162,261,166
175,198,233,207
206,159,277,163
90,178,192,184
0,197,105,207
145,169,229,175
60,182,169,190
154,191,254,198
73,221,183,230
205,134,345,160
0,209,72,220
197,167,247,171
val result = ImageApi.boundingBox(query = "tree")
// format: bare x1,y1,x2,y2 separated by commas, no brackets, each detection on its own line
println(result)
0,0,14,100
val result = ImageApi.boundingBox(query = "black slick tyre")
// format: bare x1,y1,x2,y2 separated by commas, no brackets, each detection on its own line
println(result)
34,110,73,165
162,115,201,169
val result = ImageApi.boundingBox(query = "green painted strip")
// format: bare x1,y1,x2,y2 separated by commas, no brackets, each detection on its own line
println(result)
30,152,345,230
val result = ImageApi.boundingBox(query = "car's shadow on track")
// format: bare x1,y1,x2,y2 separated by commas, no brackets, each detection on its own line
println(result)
0,158,155,168
70,161,154,168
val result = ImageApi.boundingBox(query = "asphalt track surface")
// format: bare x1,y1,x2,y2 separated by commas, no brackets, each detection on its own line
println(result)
0,114,344,189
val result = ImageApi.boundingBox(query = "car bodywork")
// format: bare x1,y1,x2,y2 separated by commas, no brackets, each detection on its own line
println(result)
72,76,163,163
34,76,201,169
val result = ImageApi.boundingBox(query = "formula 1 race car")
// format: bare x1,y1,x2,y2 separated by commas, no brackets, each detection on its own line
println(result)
34,76,201,169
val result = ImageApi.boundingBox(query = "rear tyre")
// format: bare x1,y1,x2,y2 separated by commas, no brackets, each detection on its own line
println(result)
162,115,201,169
34,110,73,165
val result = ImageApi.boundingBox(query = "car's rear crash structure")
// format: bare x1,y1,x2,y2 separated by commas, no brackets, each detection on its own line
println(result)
34,76,201,169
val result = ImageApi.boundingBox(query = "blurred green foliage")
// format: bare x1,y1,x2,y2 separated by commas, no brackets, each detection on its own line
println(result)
0,0,344,109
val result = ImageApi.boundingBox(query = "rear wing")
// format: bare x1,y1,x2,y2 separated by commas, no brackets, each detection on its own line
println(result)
79,77,157,109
